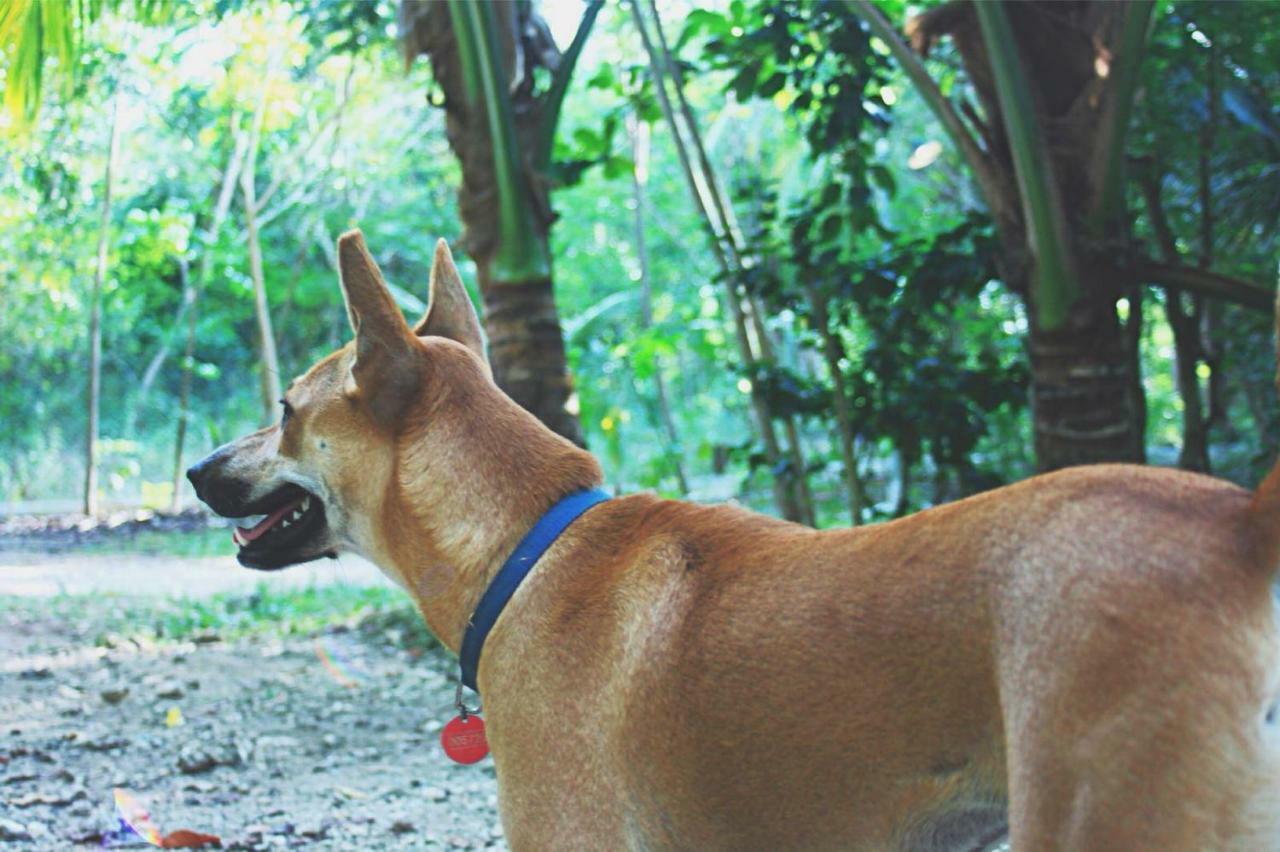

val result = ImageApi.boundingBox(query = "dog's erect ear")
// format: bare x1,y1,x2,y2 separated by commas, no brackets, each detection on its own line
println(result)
414,239,489,373
336,229,420,422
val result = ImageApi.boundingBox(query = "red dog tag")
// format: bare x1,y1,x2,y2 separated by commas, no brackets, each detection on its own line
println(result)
441,714,489,764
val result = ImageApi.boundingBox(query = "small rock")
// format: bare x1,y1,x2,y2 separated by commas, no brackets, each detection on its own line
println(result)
390,820,415,835
178,743,242,774
0,818,31,841
423,786,448,802
156,685,184,700
19,667,51,680
82,736,129,752
9,789,86,807
0,772,38,785
100,687,130,705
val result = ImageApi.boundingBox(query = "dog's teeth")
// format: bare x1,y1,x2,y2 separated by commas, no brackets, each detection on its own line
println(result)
233,530,246,548
292,509,302,520
280,518,291,528
301,498,311,511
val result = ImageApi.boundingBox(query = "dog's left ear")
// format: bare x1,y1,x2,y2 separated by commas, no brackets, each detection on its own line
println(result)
414,239,490,375
337,229,421,424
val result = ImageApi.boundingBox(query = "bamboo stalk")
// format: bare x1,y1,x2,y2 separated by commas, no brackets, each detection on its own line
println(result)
629,0,802,521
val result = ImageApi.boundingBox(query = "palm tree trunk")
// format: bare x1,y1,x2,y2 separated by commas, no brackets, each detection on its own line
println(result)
478,263,582,443
400,0,590,446
85,89,122,516
1028,292,1139,469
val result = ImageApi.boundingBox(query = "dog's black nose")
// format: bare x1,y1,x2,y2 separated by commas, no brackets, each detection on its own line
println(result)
186,447,237,510
186,457,211,489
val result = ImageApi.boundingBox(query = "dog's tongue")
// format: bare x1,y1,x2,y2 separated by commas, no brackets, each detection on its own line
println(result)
235,499,303,545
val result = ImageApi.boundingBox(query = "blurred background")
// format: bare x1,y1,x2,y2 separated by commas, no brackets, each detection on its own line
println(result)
1,0,1274,527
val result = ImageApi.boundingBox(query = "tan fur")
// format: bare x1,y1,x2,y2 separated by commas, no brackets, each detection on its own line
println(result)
192,231,1280,850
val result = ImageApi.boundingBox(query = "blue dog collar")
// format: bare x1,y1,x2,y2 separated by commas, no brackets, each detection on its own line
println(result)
458,488,611,693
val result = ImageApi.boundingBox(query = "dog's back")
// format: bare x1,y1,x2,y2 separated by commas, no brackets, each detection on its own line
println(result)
485,465,1280,849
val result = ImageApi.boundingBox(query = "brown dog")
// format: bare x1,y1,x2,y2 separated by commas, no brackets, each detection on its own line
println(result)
188,230,1280,850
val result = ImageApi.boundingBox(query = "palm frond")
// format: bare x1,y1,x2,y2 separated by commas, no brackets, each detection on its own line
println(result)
0,0,173,132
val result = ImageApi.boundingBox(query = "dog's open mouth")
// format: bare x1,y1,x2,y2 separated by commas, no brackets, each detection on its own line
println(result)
230,484,331,570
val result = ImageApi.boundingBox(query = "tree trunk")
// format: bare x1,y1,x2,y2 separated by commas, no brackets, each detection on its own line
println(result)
171,122,249,511
241,97,282,425
1138,162,1209,471
631,117,689,495
1167,294,1210,471
746,295,815,525
629,0,807,521
1028,288,1140,470
171,264,200,512
478,265,583,444
399,0,588,446
85,89,122,516
127,256,191,439
1123,284,1148,464
867,2,1155,470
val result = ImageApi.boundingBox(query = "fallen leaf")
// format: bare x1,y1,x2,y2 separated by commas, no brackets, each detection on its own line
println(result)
159,828,221,848
334,786,369,800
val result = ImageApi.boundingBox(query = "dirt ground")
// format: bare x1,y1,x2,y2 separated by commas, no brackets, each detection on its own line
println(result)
0,534,503,850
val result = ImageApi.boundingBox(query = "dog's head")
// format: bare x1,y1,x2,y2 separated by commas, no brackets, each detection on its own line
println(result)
186,230,489,571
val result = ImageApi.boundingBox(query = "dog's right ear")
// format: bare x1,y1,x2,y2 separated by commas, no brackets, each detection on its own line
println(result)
414,239,490,375
336,229,420,424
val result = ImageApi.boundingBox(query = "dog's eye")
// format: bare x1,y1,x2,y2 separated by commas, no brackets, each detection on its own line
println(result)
279,399,294,427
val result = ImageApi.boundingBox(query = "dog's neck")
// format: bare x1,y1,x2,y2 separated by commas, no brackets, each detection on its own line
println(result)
377,350,603,653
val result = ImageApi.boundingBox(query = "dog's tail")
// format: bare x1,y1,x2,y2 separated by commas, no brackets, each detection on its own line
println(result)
1246,291,1280,577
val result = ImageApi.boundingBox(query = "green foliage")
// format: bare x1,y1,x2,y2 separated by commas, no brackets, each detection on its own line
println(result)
0,0,1275,524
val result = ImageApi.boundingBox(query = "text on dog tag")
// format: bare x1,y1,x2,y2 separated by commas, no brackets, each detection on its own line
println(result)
441,714,489,764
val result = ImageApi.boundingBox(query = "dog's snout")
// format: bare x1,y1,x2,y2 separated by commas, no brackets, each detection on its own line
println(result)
185,446,248,515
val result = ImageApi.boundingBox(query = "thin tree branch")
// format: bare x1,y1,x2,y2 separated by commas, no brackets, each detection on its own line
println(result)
1136,260,1273,311
648,0,743,265
534,0,604,170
